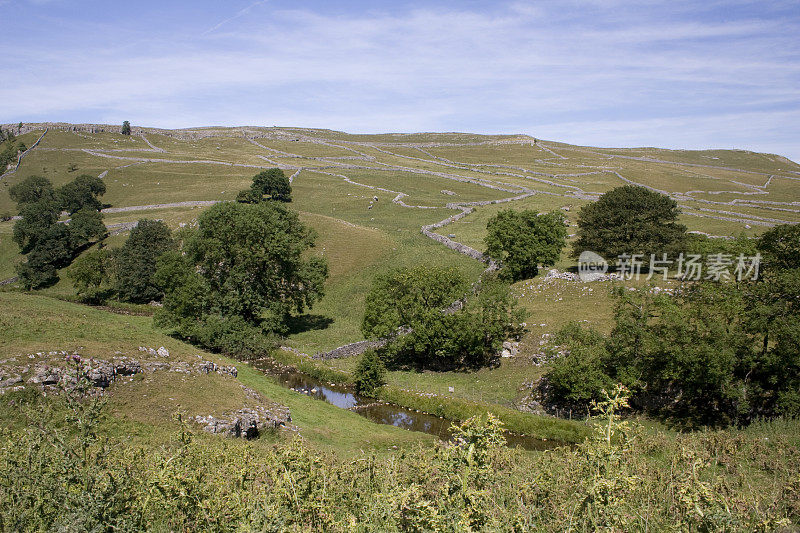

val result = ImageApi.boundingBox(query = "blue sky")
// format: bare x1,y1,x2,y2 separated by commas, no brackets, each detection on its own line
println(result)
2,0,798,161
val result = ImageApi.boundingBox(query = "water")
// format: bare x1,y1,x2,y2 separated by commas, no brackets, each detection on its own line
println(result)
253,359,562,451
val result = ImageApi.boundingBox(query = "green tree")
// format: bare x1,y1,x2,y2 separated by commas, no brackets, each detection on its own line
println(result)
9,175,56,206
745,224,800,417
68,208,107,248
353,350,387,396
485,209,566,281
572,185,686,261
362,265,467,340
155,201,328,347
68,247,114,301
57,174,106,214
121,121,131,135
251,168,292,202
115,219,174,303
363,267,525,369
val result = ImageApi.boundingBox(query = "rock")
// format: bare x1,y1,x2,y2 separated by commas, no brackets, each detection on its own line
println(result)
87,363,114,388
195,404,291,439
29,365,62,385
501,349,513,358
143,361,170,372
113,358,142,376
156,347,169,357
0,375,22,388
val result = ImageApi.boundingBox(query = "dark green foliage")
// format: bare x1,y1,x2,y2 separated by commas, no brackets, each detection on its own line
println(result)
353,349,387,395
10,175,107,289
544,323,613,405
546,225,800,426
572,185,687,261
250,168,292,202
68,208,107,248
9,175,56,206
0,133,22,170
235,188,262,204
121,120,131,135
68,247,114,302
115,219,174,303
485,209,567,281
154,202,328,354
758,223,800,271
12,197,60,253
57,174,106,214
363,267,526,370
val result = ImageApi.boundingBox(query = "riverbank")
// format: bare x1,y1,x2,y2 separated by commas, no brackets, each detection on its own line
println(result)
268,346,589,443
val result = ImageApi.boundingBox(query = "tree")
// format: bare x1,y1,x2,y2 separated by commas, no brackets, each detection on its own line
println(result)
121,121,131,136
115,219,174,303
154,201,328,348
485,209,566,281
11,173,106,289
362,265,467,340
68,208,107,248
353,350,387,396
58,174,106,214
9,175,56,206
250,168,292,202
363,266,525,370
68,247,114,301
572,185,686,261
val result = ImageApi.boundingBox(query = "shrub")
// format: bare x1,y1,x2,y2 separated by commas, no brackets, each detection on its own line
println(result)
572,185,686,261
485,209,566,281
115,219,174,303
353,349,386,396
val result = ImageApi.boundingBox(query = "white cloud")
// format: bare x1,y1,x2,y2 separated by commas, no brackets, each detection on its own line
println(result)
0,1,797,161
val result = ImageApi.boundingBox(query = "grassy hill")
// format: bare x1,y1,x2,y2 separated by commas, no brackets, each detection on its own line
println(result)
1,123,799,529
1,123,799,440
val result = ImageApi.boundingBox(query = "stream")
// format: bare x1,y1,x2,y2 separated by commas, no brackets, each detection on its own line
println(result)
253,359,562,451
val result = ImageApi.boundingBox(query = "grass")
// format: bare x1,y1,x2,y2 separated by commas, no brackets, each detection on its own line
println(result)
0,292,431,453
3,123,799,454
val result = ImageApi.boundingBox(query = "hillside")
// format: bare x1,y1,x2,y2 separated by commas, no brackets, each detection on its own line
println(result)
1,123,799,529
2,122,799,429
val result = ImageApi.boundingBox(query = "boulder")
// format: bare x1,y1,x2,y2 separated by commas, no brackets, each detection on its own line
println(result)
87,363,114,388
29,365,62,385
0,375,22,388
113,358,142,376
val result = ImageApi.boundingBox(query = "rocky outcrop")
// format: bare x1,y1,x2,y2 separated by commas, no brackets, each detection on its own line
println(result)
195,403,292,439
0,351,240,393
312,339,388,360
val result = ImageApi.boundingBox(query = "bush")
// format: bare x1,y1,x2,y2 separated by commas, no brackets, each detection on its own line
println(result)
353,350,386,396
572,185,686,261
544,323,613,406
485,209,566,281
363,267,525,370
115,219,174,303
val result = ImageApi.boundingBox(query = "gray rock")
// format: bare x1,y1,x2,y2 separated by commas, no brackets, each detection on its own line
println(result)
113,358,142,376
0,375,22,388
87,363,114,388
29,365,62,385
